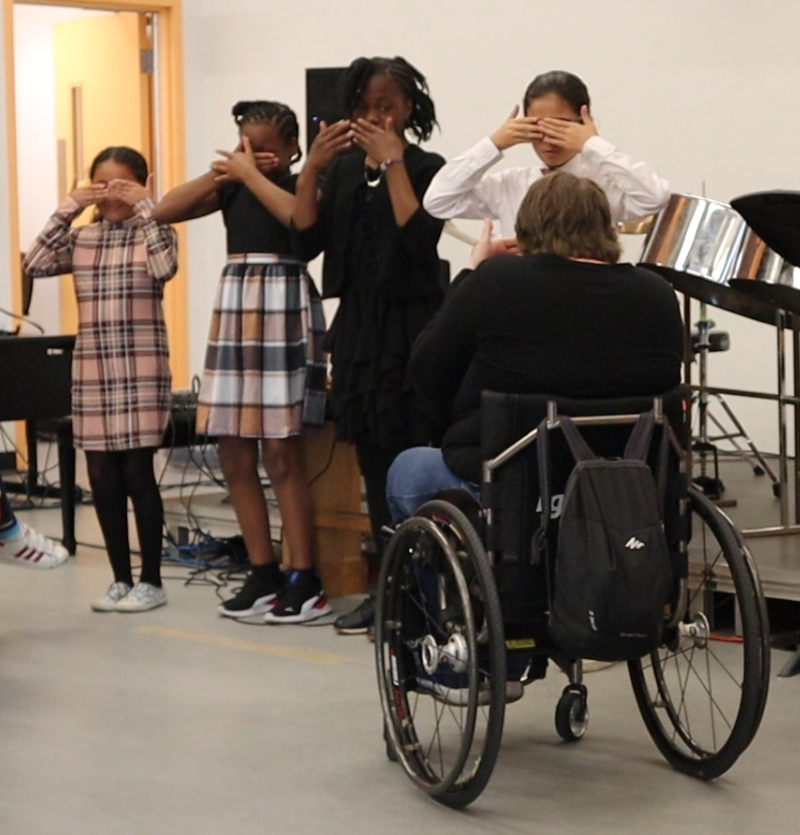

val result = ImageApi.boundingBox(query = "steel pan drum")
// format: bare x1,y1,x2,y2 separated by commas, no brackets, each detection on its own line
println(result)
729,229,800,315
639,194,776,324
731,191,800,268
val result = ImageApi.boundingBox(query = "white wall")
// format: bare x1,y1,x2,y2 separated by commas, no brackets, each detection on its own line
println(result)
178,0,800,455
1,0,797,453
12,5,107,334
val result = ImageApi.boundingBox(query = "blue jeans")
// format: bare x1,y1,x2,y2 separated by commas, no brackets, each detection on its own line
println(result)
386,447,480,522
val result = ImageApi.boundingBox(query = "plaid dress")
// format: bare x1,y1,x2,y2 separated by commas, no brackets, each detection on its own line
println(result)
23,196,178,450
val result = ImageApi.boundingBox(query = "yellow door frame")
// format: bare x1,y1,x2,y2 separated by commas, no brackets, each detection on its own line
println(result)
3,0,188,386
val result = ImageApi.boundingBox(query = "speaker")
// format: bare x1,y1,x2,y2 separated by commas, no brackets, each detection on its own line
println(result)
305,67,349,155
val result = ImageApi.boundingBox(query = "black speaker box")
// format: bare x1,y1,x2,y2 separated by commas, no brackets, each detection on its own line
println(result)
305,67,349,155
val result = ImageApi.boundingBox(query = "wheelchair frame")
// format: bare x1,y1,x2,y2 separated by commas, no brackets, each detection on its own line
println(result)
375,397,771,809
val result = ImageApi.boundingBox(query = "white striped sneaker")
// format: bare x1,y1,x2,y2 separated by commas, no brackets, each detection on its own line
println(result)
0,524,69,569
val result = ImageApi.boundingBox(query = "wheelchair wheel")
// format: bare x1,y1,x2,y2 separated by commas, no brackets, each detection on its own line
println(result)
629,487,770,780
375,500,506,809
555,684,589,742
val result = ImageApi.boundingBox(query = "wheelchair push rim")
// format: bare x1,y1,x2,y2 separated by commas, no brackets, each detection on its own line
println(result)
375,500,506,808
629,487,770,780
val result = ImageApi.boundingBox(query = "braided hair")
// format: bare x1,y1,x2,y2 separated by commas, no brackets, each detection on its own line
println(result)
231,100,302,164
343,56,438,143
523,71,590,115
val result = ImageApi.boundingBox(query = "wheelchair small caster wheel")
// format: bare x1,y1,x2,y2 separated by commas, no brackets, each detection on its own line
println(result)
556,685,589,742
772,482,782,500
383,721,398,763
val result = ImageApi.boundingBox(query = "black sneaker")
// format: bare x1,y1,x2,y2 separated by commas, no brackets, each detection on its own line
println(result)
218,563,285,618
263,570,332,624
334,595,375,634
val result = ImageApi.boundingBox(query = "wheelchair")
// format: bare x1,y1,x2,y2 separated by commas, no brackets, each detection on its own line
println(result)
374,388,771,809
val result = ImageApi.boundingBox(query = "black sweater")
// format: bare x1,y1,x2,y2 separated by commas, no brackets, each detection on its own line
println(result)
410,254,685,481
291,145,445,301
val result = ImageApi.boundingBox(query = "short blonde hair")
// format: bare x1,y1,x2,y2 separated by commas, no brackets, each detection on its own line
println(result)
515,172,622,263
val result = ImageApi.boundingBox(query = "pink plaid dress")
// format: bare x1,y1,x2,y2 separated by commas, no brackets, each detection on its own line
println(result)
23,196,178,450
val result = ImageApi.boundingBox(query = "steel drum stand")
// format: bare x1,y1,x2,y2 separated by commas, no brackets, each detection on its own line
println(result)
692,303,779,500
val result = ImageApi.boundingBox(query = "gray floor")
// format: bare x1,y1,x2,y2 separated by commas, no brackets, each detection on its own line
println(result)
2,491,800,834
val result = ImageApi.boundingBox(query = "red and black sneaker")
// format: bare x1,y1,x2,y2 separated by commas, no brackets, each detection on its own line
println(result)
218,562,285,619
264,570,332,624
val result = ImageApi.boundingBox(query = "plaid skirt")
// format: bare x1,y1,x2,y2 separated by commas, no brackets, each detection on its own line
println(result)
196,255,326,438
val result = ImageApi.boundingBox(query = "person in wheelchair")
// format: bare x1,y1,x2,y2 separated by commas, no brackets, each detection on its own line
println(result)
385,171,684,699
388,170,683,521
378,173,769,806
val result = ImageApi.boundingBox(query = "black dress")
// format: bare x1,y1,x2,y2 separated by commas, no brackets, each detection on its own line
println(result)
292,145,446,450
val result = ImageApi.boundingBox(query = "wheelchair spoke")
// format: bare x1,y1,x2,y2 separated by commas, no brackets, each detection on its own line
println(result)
376,503,506,807
629,488,768,778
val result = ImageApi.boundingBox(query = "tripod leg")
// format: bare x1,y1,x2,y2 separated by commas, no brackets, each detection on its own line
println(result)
706,407,772,478
715,395,779,483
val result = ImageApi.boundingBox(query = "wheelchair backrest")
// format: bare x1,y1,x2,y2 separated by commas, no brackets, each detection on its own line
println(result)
480,387,689,620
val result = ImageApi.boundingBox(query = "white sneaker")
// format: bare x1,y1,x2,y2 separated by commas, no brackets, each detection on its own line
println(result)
91,581,133,612
116,582,167,613
0,523,69,569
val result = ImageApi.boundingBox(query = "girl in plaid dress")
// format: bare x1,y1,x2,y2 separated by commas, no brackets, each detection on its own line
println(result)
24,147,178,612
154,101,329,624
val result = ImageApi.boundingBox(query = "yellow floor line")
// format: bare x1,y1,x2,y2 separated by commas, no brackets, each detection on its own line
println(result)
136,626,350,665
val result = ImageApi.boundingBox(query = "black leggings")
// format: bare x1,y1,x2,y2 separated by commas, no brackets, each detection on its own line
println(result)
85,447,163,587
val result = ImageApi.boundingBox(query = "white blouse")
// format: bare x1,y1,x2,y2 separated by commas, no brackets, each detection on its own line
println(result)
423,135,670,237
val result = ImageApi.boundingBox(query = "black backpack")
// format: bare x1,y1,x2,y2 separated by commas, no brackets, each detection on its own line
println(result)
537,411,673,662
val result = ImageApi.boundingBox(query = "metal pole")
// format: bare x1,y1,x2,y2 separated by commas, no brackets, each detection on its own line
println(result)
777,308,789,525
793,313,800,524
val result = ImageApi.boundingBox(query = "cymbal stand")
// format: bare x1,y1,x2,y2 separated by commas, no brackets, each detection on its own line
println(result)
692,304,724,498
692,302,779,499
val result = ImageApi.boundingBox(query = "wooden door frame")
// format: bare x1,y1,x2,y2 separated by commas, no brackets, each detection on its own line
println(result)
3,0,188,386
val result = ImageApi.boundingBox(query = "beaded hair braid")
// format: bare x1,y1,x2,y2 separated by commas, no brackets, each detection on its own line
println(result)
343,56,438,143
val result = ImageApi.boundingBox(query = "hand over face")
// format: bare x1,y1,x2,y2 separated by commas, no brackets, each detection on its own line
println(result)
351,117,405,165
69,183,108,208
537,105,598,153
106,175,152,206
212,135,260,183
306,120,354,173
490,105,545,151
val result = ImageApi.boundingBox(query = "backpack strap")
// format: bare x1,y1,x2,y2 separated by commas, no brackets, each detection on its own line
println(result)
558,414,598,463
624,411,655,461
624,410,671,514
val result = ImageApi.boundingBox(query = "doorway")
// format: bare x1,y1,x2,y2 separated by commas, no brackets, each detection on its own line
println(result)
4,0,188,386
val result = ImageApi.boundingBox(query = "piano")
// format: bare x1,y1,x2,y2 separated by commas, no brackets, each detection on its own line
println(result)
0,334,76,553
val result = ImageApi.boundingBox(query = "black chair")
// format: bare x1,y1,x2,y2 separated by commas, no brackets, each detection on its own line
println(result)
374,387,770,809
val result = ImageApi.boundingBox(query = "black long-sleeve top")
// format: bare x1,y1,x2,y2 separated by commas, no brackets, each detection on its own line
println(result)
291,144,446,449
291,145,445,301
410,253,685,481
